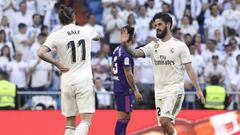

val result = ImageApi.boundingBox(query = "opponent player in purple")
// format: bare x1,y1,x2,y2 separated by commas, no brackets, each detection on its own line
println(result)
112,25,143,135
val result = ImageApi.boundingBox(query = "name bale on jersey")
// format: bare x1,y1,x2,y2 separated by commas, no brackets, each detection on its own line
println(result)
67,30,80,36
154,55,175,65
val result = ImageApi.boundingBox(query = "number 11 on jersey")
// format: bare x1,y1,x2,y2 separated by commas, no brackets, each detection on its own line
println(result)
67,39,86,63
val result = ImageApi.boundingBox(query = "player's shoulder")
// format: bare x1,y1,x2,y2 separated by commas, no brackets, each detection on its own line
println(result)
171,37,187,47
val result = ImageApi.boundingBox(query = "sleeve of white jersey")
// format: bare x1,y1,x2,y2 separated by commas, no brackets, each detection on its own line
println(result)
43,33,57,50
86,27,98,39
180,43,192,64
139,41,154,57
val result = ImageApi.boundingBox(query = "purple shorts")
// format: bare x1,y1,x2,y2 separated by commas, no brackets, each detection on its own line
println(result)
115,94,134,112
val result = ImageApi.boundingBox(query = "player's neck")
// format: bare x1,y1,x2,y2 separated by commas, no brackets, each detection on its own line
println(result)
160,33,172,42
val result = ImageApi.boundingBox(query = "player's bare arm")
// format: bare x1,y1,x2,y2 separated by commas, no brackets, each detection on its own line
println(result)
120,28,145,58
184,62,205,104
123,67,143,102
38,45,69,72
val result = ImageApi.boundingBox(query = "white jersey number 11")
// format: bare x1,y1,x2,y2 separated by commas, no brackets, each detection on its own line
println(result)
67,39,86,63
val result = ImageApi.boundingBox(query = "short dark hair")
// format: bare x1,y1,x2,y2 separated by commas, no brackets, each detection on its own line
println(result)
32,13,40,19
153,12,172,28
172,27,181,34
123,25,134,42
38,33,47,38
0,71,9,80
58,5,75,25
212,55,219,59
210,75,219,85
41,25,48,31
18,23,27,29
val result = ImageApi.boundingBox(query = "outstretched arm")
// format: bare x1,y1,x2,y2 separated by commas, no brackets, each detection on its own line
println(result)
121,28,145,58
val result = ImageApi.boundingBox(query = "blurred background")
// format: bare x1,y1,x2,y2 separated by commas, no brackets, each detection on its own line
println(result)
0,0,240,135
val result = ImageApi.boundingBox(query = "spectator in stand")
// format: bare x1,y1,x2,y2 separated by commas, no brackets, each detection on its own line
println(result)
214,29,225,52
220,44,236,90
0,45,11,71
135,6,151,46
229,38,240,59
28,13,42,39
44,2,60,32
183,33,193,46
192,33,206,55
204,3,225,40
147,19,157,43
94,77,111,109
162,2,177,27
12,1,32,32
84,14,104,56
173,0,202,21
106,6,125,53
146,0,159,19
121,1,136,22
2,0,19,28
178,15,198,36
0,16,13,42
6,50,29,108
26,0,37,17
92,43,111,81
29,58,52,91
30,33,47,60
201,39,222,65
172,27,183,41
224,29,240,46
182,8,199,31
126,14,136,29
0,29,14,58
14,23,35,62
230,54,240,109
40,25,49,35
204,55,225,84
222,0,240,36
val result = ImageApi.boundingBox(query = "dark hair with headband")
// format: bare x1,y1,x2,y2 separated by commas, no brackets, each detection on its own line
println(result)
58,5,75,25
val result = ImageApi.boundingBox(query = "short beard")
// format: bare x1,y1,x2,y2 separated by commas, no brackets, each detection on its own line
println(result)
156,27,167,39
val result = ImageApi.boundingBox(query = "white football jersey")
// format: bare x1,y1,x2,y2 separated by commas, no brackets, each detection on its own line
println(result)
140,37,192,99
43,24,98,86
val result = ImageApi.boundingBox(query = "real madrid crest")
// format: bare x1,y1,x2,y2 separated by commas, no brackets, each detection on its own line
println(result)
169,48,174,54
154,43,159,53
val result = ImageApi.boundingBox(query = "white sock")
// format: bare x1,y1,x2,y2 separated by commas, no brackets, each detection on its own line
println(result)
65,126,75,135
172,128,178,135
73,121,90,135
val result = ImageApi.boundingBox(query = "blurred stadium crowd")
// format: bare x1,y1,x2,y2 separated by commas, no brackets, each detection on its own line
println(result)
0,0,240,110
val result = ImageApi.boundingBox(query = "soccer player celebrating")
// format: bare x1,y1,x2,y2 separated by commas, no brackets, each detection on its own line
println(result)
38,5,101,135
120,13,205,135
112,25,143,135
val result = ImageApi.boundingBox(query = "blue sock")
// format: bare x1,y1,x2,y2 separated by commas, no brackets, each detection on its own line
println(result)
115,119,129,135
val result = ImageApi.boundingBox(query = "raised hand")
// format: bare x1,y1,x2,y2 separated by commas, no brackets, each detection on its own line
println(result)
120,28,130,44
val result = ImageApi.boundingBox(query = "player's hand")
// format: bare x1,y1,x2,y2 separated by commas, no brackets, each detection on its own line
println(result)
120,28,130,44
134,91,143,102
55,63,69,73
196,89,205,104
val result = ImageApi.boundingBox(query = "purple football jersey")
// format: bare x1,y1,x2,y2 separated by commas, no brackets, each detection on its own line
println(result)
112,46,134,95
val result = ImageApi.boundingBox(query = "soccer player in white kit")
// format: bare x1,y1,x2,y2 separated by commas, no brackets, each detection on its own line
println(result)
120,12,205,135
38,5,101,135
